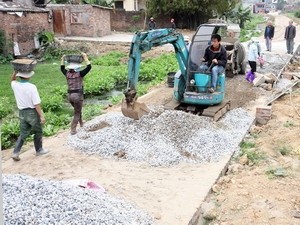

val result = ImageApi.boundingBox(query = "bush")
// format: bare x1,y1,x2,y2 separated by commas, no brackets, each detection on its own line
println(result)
1,118,20,149
43,112,72,136
82,104,103,121
93,51,127,66
41,94,64,112
295,10,300,18
0,97,13,119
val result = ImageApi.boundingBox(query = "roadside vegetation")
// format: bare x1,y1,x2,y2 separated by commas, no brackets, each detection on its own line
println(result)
239,14,267,42
0,51,178,149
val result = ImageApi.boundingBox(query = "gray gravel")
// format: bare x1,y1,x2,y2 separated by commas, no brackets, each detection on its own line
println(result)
3,174,154,225
68,108,254,166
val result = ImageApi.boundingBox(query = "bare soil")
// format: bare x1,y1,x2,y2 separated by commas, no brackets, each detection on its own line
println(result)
205,93,300,225
2,12,300,225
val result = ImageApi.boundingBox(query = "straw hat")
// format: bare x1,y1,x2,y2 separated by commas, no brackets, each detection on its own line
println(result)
16,71,35,78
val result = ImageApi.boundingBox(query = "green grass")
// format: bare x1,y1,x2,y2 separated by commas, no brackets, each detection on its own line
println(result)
239,141,265,164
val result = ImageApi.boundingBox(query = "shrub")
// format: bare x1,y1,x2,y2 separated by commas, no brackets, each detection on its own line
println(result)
294,10,300,18
1,118,20,149
43,112,72,136
93,51,127,66
82,104,103,121
0,97,13,119
41,94,64,112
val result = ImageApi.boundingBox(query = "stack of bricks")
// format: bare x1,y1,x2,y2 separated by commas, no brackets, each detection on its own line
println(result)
256,106,272,125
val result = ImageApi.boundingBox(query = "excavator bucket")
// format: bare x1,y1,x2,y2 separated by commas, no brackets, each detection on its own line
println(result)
121,99,150,120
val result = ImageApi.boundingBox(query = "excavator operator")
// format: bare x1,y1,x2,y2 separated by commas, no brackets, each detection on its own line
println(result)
200,34,227,93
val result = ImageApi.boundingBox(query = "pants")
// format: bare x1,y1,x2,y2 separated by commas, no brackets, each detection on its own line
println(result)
68,93,83,132
199,65,224,89
248,61,257,73
265,37,272,51
286,39,294,54
14,108,43,154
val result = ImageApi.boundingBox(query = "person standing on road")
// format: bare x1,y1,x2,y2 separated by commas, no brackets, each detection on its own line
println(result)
284,20,296,54
264,20,275,51
11,70,48,161
170,18,176,29
246,38,261,83
200,34,227,93
148,17,156,30
61,53,92,135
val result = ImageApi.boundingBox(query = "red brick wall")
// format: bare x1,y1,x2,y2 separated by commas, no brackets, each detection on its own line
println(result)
0,11,53,55
49,5,111,37
110,10,145,31
110,10,175,32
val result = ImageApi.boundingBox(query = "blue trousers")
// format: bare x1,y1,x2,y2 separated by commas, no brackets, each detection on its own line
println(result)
265,37,272,51
200,65,224,89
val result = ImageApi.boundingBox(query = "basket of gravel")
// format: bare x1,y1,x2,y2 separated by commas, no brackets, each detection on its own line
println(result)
65,55,84,63
11,59,37,72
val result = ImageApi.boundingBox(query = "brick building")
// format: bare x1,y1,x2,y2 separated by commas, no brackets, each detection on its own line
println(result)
48,4,111,37
0,0,52,55
0,1,112,55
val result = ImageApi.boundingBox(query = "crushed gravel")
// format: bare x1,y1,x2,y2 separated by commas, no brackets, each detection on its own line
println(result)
68,108,255,166
3,174,154,225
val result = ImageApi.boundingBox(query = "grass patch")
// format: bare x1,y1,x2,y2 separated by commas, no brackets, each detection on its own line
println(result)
240,141,256,149
265,167,287,179
283,120,294,127
278,146,292,156
239,141,265,164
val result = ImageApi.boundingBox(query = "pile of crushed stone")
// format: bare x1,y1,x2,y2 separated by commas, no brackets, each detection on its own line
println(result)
3,174,154,225
68,108,254,166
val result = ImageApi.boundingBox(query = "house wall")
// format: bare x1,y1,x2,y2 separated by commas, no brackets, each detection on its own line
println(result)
49,4,111,37
123,0,135,11
110,10,145,31
110,10,177,31
0,11,52,55
116,0,147,11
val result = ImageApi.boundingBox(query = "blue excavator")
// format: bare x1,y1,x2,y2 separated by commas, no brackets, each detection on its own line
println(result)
121,26,236,120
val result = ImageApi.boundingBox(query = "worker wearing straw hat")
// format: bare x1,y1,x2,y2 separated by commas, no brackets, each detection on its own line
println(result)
11,70,48,161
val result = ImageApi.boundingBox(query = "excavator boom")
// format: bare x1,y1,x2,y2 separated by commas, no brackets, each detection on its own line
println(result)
121,29,189,119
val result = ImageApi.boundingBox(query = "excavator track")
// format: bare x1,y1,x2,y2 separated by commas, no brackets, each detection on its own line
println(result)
200,101,230,121
164,99,230,121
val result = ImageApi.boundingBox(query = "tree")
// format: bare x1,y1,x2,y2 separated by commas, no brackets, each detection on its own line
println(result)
146,0,239,29
229,4,252,29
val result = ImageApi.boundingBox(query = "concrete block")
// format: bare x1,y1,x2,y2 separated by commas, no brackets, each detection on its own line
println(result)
282,72,294,80
253,75,265,87
256,106,272,125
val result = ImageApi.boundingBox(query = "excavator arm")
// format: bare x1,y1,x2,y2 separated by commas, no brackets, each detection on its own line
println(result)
122,29,189,120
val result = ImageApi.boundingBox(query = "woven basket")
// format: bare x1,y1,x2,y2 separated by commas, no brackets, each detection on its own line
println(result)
65,55,84,63
11,59,37,72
